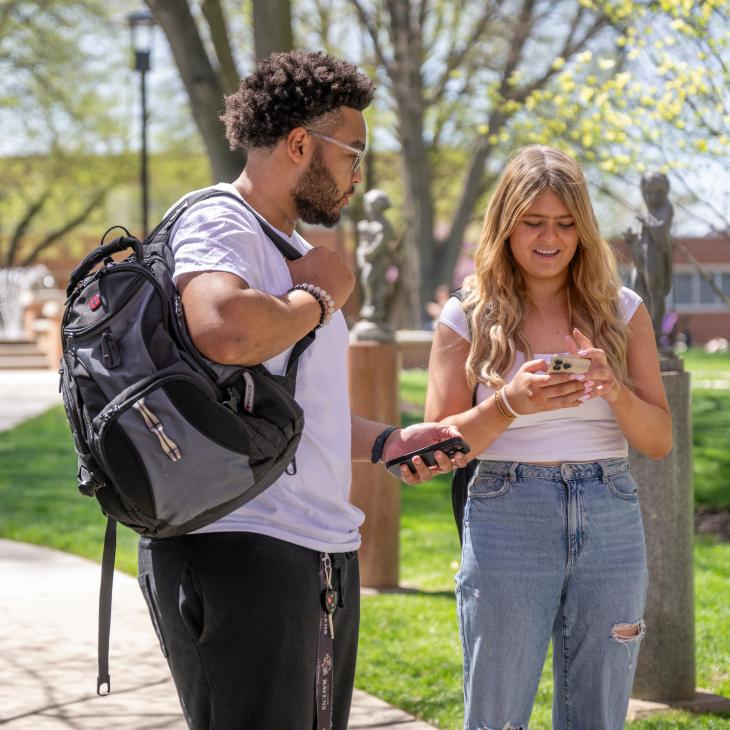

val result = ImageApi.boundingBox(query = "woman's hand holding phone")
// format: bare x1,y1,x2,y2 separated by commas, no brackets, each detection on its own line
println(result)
503,357,590,414
565,328,624,403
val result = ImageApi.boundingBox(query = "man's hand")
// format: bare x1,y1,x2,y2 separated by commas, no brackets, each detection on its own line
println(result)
382,422,469,485
287,247,355,310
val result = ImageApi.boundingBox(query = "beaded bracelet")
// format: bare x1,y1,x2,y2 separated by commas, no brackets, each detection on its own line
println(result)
288,283,336,328
494,388,517,421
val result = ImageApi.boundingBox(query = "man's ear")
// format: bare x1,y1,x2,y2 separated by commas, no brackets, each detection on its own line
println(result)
286,127,310,166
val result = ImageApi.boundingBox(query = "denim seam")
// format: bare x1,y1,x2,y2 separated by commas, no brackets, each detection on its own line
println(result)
470,476,510,499
561,478,576,583
562,612,572,730
456,563,472,715
606,475,639,502
575,486,585,560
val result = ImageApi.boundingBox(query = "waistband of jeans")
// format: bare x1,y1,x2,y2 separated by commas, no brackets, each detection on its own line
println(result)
474,457,630,482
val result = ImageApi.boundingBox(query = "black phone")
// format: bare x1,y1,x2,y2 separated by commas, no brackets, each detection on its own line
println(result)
384,436,470,478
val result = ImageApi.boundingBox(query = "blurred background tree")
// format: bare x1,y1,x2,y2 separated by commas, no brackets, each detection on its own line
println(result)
1,0,727,321
0,0,129,267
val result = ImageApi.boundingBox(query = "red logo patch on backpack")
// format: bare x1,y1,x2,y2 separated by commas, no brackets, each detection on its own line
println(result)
89,294,101,311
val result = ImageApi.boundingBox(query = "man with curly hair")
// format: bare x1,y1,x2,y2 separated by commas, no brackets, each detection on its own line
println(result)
137,51,466,730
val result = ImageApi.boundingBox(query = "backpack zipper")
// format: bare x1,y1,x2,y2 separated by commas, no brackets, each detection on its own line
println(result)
63,264,169,339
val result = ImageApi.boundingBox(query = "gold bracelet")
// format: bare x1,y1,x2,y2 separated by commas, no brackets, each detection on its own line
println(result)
494,388,517,421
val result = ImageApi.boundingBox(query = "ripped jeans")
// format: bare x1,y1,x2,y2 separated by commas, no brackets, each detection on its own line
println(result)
456,459,648,730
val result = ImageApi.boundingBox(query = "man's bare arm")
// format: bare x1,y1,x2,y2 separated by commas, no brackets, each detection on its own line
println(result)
178,271,321,365
178,246,355,366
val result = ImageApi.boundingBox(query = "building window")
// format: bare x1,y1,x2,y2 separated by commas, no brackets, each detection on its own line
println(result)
669,269,730,310
722,273,730,298
673,273,694,305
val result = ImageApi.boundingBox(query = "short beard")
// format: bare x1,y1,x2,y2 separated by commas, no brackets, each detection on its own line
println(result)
292,146,344,227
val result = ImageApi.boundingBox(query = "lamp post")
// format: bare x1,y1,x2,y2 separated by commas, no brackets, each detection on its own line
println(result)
126,9,156,238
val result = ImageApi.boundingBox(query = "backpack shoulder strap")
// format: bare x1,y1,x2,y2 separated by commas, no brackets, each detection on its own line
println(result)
146,188,303,261
149,188,316,373
96,517,116,696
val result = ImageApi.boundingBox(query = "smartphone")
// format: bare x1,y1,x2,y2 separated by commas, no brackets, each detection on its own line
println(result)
548,355,591,374
384,436,470,478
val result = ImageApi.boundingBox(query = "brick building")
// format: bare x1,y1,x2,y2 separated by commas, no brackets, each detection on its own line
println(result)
613,236,730,345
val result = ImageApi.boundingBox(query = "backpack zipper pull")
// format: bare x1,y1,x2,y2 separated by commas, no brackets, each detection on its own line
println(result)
101,330,121,369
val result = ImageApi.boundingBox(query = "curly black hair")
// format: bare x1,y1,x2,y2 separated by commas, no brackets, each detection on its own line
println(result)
220,50,374,150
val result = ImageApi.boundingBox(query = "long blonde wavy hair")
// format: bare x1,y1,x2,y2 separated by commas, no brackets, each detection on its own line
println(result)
461,145,629,389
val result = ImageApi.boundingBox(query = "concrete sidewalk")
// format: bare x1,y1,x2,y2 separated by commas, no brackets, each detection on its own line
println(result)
0,371,437,729
0,539,437,729
0,368,61,432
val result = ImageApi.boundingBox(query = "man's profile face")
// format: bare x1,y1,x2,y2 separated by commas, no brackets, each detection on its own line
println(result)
293,145,345,227
292,108,366,227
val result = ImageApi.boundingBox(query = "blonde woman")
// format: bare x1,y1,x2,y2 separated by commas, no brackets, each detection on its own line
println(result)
425,145,671,730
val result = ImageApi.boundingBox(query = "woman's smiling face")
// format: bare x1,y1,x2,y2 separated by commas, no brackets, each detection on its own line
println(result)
508,188,579,284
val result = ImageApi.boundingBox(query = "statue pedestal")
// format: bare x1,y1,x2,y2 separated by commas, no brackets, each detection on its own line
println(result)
350,319,395,344
631,364,695,701
348,340,400,588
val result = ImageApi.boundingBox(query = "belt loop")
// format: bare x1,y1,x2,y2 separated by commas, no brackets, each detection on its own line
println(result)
599,461,609,483
508,462,519,482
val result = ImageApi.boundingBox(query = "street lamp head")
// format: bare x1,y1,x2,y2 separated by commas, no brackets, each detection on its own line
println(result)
126,9,156,72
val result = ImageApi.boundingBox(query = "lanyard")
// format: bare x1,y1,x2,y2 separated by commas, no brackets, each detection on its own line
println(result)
316,552,337,730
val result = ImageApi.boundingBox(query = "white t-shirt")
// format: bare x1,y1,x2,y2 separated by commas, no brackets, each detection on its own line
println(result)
438,287,643,462
169,183,364,552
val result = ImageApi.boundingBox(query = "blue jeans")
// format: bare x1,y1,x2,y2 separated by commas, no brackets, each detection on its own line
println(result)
456,459,648,730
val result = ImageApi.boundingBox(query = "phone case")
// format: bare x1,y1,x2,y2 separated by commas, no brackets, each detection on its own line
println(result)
384,437,470,477
548,355,591,374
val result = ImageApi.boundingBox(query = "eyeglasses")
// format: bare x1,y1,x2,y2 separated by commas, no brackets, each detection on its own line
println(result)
306,129,367,173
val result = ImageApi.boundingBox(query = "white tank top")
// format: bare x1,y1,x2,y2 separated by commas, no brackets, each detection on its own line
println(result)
438,287,642,462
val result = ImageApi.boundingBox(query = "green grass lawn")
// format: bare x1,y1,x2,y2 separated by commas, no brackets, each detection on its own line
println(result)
359,472,730,729
0,347,727,728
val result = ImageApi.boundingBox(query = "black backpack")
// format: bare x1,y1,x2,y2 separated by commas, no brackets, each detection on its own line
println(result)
59,188,314,694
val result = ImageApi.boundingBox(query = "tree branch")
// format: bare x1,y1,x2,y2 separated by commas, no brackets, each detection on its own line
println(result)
146,0,242,181
5,188,50,268
496,0,537,98
201,0,239,94
349,0,393,75
507,6,606,105
427,2,499,106
19,188,108,268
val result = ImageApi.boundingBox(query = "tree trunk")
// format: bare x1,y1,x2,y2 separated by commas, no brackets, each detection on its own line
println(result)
201,0,240,94
146,0,242,182
398,116,435,326
436,111,505,289
386,0,434,327
253,0,293,61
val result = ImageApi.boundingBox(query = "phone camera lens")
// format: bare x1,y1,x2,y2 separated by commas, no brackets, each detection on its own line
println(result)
554,358,563,365
563,362,571,369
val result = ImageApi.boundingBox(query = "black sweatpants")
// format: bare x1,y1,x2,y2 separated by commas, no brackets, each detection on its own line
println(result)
138,532,360,730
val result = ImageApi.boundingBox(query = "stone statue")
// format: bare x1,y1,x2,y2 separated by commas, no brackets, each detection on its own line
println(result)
351,190,398,341
623,172,674,345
